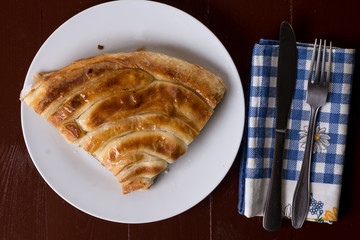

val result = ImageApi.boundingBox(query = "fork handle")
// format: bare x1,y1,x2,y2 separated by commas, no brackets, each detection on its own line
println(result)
292,106,319,229
263,130,286,232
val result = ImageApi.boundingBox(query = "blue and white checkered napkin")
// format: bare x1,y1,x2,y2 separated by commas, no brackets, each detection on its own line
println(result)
238,39,355,223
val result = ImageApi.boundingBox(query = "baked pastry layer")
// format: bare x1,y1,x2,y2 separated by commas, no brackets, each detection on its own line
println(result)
22,51,226,194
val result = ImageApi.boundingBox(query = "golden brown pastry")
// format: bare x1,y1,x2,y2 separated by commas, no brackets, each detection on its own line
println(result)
21,51,226,194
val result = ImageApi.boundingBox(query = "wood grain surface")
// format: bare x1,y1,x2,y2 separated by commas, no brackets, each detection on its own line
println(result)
1,0,360,239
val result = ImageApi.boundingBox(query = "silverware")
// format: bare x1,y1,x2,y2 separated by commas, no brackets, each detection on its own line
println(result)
291,39,332,229
262,22,297,232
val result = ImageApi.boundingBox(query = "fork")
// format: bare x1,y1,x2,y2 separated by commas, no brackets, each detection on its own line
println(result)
291,39,332,229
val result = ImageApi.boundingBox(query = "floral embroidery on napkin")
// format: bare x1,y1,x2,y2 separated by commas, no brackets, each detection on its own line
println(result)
299,126,331,153
309,193,338,223
324,207,338,222
281,193,338,223
283,204,292,219
309,193,325,222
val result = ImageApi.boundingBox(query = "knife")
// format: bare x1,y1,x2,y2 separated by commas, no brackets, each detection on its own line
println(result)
262,21,297,232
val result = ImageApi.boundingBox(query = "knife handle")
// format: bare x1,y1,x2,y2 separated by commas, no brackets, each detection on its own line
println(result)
263,130,285,232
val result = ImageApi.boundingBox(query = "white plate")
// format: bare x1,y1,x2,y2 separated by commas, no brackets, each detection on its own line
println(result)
21,0,245,223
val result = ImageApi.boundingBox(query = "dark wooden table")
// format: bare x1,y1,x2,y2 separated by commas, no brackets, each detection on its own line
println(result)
2,0,360,239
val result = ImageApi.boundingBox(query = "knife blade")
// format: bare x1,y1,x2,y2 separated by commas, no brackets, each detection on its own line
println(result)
262,21,297,232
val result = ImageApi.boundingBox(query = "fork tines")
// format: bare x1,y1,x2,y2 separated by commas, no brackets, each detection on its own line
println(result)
308,39,333,85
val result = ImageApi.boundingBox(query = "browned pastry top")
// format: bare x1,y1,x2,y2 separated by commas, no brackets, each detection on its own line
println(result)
21,51,226,194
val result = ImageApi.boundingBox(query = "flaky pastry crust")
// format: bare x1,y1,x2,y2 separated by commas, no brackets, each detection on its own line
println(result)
21,51,226,194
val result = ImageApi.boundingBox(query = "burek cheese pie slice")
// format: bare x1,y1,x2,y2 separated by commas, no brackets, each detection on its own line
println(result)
21,51,226,194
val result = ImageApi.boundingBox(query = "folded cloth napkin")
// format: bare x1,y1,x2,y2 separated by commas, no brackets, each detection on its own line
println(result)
238,39,355,223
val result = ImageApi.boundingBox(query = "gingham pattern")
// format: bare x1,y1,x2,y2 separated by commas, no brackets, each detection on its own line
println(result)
244,39,355,184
